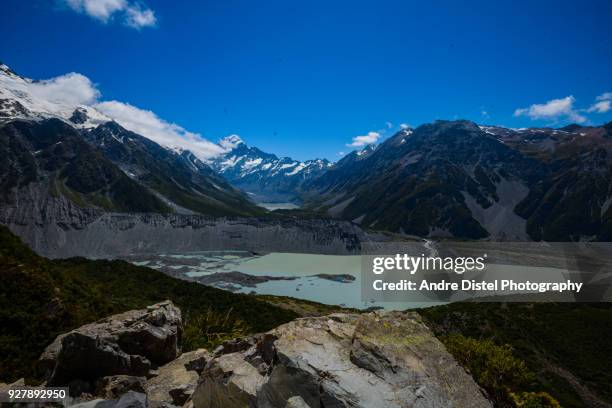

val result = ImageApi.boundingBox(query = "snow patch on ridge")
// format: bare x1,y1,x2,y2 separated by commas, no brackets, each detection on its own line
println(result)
287,163,306,175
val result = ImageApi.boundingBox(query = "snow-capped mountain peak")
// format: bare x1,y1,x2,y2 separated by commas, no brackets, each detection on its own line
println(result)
357,144,376,156
219,134,245,150
210,138,331,202
0,63,112,128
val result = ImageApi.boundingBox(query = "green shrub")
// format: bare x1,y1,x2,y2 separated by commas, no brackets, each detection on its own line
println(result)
441,334,534,404
183,308,249,351
421,302,612,407
510,391,561,408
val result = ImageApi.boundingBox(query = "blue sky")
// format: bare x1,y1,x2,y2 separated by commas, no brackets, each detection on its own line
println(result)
1,0,612,160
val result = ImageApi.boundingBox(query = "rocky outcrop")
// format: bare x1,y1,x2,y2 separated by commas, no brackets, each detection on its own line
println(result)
191,312,492,408
40,301,182,393
36,304,492,407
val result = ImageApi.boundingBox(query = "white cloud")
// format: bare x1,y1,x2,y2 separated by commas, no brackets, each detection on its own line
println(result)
28,72,100,106
587,100,611,114
2,64,225,160
385,121,393,129
588,93,612,113
338,151,345,156
95,101,225,159
124,4,156,28
399,123,410,130
347,131,381,147
514,96,586,123
596,92,612,101
65,0,124,21
64,0,156,28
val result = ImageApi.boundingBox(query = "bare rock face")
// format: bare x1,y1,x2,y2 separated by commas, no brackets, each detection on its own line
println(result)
1,190,372,259
145,349,211,406
40,301,182,393
191,312,492,408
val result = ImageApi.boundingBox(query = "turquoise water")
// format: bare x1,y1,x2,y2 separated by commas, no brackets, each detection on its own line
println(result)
134,251,579,310
138,252,423,310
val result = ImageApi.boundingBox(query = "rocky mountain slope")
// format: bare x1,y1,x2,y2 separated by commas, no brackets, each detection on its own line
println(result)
2,209,368,258
502,124,612,241
210,135,331,203
303,120,612,241
82,121,263,216
0,118,171,213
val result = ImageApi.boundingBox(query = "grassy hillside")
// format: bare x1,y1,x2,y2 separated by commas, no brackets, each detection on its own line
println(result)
420,302,612,408
0,225,298,383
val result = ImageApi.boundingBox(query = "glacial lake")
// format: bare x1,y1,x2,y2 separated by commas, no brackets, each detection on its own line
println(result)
128,249,586,310
257,202,301,211
128,251,435,310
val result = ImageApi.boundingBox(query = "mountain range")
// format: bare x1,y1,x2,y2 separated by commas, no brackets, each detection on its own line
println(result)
0,62,262,217
2,61,612,242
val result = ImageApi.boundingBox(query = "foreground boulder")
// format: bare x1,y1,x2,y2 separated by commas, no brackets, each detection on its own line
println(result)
146,349,211,406
40,301,182,393
191,312,492,408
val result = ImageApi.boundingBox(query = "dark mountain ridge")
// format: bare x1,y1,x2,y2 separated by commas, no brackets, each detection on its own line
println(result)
302,120,612,241
0,118,170,213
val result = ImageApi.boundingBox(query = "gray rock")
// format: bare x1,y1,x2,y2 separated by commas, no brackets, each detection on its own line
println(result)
183,355,207,375
191,352,266,408
69,391,149,408
190,312,492,408
96,375,147,399
285,396,312,408
146,349,211,406
40,301,182,389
